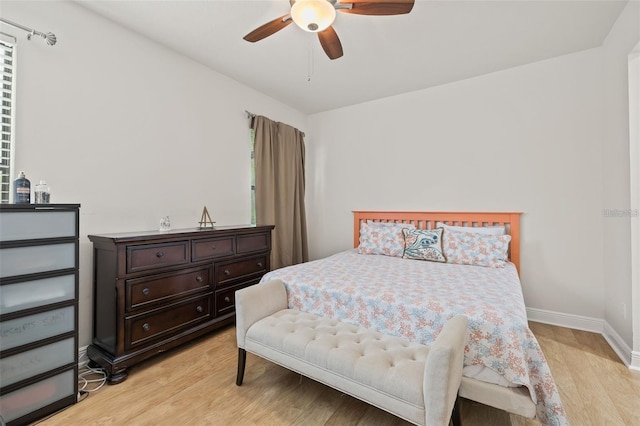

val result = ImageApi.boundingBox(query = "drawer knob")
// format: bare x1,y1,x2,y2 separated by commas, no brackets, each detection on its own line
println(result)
224,270,230,276
196,276,203,283
156,252,165,258
211,245,216,250
196,305,203,313
142,323,150,332
257,262,263,268
224,296,231,303
142,287,150,295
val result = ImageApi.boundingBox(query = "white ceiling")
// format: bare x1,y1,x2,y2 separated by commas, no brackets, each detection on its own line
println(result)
75,0,628,114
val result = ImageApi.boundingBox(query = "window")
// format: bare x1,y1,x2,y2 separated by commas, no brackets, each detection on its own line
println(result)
1,38,15,203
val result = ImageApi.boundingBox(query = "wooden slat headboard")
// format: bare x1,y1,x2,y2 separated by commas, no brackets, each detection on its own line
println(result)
353,211,522,273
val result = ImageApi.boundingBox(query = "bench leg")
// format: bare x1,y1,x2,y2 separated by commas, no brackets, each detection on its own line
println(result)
451,396,462,426
236,348,247,386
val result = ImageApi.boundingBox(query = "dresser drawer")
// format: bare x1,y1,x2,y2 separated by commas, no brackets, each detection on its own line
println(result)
126,294,212,349
192,236,235,261
0,369,75,423
0,243,75,279
0,210,76,242
0,337,75,388
0,274,76,315
215,255,267,287
126,267,210,310
215,279,260,316
237,232,270,254
127,241,189,273
0,306,75,351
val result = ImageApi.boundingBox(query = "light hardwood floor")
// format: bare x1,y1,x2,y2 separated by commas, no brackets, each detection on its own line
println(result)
37,322,639,426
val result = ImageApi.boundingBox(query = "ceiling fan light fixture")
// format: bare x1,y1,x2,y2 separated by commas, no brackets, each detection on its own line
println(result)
291,0,336,33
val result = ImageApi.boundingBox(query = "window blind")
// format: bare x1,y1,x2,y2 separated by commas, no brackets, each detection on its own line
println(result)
1,39,14,203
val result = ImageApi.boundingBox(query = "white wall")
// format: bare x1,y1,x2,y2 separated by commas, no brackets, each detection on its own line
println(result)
601,0,640,356
307,48,606,321
1,0,307,348
4,0,637,360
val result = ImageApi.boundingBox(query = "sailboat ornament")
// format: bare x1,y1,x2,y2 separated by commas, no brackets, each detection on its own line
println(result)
198,206,216,229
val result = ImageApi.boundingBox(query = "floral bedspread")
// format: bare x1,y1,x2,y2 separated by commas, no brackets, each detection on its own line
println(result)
261,250,568,425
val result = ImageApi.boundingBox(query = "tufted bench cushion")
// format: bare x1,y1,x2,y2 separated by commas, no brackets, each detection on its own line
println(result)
249,309,430,408
235,279,468,426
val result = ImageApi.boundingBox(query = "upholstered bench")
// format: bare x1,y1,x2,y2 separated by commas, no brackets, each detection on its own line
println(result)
235,279,468,426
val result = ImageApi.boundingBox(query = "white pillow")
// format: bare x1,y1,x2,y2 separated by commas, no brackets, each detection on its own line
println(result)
436,222,506,236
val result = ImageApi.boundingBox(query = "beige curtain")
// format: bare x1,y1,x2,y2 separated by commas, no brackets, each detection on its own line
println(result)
252,115,309,270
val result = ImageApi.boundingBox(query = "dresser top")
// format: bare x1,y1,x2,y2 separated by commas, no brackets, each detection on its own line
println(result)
88,224,274,243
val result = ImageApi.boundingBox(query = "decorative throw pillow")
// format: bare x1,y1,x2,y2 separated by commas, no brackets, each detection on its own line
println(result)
437,222,506,236
442,228,511,268
402,228,446,262
358,222,415,257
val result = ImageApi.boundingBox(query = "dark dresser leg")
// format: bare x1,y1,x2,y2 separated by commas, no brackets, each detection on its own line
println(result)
236,348,247,386
107,370,128,385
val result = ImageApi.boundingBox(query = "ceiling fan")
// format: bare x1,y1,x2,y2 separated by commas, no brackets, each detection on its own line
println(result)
243,0,415,60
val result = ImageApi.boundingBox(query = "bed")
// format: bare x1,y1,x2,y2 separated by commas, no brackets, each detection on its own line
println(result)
260,211,568,426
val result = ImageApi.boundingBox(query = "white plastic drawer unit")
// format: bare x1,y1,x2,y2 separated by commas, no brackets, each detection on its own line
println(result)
0,369,75,423
0,274,76,315
0,306,75,351
0,337,75,387
0,242,76,279
0,210,77,241
0,204,80,425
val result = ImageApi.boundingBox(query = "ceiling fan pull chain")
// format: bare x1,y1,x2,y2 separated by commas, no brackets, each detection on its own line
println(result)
307,36,314,82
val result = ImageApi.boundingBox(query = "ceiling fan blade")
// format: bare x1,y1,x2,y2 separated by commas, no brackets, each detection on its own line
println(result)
339,0,414,16
317,26,343,60
243,14,292,42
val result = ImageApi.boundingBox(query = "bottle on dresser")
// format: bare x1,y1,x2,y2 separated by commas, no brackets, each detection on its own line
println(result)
13,171,30,204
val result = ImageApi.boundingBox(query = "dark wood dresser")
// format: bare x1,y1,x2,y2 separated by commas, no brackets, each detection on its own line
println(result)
87,225,274,384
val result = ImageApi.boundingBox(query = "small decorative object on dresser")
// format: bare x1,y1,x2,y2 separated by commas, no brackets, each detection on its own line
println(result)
198,206,215,229
0,204,80,426
159,216,171,231
87,224,274,384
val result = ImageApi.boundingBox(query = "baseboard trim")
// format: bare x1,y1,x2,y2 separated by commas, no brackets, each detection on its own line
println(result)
630,351,640,371
526,307,603,333
526,307,634,368
602,321,633,367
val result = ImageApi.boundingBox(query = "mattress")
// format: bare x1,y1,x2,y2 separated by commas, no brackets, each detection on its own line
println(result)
261,249,567,425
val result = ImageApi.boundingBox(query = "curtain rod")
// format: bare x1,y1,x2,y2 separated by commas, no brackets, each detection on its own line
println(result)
244,110,305,137
0,18,57,46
